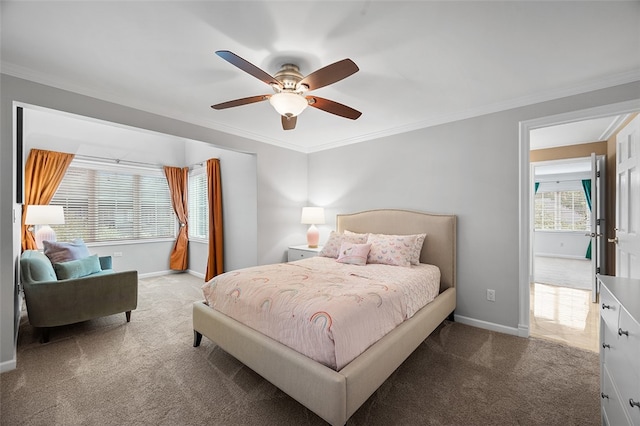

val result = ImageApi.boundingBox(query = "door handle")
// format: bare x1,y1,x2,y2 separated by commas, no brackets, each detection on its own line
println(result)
608,237,619,244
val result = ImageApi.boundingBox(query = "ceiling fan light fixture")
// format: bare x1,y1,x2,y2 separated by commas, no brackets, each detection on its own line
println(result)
269,92,308,117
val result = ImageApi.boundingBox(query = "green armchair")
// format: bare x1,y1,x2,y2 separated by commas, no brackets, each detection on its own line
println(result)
20,250,138,343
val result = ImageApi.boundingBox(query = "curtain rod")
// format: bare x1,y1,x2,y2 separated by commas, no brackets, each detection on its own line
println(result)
535,178,591,183
74,154,209,170
73,154,164,169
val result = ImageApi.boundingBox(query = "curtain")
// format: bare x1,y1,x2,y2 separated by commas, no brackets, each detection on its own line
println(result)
164,166,189,270
582,179,592,260
534,182,540,194
22,149,75,251
205,158,224,281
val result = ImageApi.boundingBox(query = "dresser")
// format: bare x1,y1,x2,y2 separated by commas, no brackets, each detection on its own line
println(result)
598,275,640,426
287,245,322,262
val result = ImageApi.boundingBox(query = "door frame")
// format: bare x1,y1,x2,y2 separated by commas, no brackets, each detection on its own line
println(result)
517,99,640,337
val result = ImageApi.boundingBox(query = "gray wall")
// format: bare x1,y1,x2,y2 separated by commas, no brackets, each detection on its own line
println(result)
1,74,308,370
2,72,638,370
308,81,640,332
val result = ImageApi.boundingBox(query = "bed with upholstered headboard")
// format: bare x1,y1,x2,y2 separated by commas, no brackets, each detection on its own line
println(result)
193,209,456,425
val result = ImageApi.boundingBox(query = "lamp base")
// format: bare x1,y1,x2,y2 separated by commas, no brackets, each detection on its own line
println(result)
35,225,56,250
306,224,319,248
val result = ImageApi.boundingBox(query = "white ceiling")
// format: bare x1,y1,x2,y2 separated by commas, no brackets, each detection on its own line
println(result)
2,1,639,153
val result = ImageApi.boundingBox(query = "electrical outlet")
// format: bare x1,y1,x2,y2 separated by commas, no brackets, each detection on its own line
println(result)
113,252,123,257
487,289,496,302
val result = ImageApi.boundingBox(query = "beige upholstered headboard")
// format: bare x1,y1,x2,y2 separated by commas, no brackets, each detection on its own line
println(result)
336,209,456,292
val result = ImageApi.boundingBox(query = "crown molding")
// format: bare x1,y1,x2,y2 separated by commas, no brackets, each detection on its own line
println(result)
4,61,639,155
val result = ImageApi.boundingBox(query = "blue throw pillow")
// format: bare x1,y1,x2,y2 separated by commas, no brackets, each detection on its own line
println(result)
54,254,102,280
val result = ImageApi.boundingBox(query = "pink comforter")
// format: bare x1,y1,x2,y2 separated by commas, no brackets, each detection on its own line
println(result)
202,256,440,370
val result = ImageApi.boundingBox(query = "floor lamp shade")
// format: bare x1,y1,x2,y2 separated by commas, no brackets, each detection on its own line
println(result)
25,205,65,249
301,207,325,248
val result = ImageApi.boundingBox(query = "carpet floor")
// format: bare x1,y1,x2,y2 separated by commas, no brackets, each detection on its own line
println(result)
1,273,600,425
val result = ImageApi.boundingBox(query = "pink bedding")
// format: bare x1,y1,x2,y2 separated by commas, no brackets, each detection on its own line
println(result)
202,256,440,370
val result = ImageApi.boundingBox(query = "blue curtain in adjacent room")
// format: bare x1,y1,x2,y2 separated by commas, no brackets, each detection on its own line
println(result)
535,182,540,194
582,179,592,260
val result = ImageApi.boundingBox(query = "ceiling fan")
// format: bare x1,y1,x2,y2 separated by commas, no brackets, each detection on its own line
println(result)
211,50,362,130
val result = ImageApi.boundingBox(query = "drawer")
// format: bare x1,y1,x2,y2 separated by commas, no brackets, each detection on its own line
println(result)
600,285,620,330
602,364,632,426
618,307,640,376
600,286,621,364
618,309,640,425
287,248,318,261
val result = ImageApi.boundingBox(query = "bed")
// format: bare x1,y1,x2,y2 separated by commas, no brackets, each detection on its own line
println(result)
193,209,456,425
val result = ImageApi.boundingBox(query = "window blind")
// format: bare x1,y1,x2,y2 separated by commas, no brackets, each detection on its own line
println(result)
188,168,208,240
534,190,590,231
50,160,175,243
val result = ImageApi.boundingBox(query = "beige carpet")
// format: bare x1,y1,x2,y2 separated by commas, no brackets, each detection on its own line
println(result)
534,255,592,290
1,273,600,425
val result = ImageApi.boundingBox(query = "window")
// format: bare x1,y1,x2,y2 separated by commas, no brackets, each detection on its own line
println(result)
188,168,208,240
50,160,175,243
534,190,591,231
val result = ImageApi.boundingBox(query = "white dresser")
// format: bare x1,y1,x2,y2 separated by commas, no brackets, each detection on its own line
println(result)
287,245,322,262
599,275,640,426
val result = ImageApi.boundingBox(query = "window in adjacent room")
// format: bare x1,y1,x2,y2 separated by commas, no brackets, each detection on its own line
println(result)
188,167,208,241
50,159,175,243
534,188,591,231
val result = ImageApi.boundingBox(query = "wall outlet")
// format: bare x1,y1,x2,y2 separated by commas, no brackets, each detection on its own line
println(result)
487,289,496,302
113,252,123,257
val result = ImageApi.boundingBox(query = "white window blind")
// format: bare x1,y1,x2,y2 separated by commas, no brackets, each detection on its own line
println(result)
188,168,208,240
534,190,591,231
50,160,175,243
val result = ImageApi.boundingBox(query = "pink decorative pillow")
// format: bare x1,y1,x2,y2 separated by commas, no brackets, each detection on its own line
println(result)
336,242,371,266
366,234,420,267
319,231,369,258
43,239,91,264
343,230,369,240
410,233,427,265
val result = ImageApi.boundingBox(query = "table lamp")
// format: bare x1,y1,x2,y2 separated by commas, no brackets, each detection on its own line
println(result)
25,205,65,249
301,207,325,248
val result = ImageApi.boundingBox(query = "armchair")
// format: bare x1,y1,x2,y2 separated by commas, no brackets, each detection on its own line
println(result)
20,250,138,343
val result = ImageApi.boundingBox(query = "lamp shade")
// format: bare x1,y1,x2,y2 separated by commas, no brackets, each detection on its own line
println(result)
301,207,325,225
24,205,65,225
269,92,309,117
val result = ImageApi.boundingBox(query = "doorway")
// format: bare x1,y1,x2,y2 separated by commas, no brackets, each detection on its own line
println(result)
529,156,600,352
517,99,640,346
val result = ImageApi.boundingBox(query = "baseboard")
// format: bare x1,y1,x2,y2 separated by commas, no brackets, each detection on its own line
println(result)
535,253,589,261
138,270,205,280
454,315,521,337
187,270,205,279
0,357,16,373
138,270,181,279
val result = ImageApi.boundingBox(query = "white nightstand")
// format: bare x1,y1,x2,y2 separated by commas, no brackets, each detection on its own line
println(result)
288,245,323,262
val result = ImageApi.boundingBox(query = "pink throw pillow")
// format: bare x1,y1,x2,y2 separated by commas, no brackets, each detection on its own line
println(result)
366,234,419,267
336,242,371,266
319,231,369,259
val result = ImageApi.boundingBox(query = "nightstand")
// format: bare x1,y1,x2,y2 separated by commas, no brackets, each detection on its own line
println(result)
288,245,322,262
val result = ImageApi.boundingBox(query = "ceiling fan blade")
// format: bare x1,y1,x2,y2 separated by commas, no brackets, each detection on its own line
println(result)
211,95,270,110
216,50,282,88
298,59,359,91
281,115,297,130
307,96,362,120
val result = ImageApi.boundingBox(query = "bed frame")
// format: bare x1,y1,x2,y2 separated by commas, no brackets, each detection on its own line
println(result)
193,209,456,425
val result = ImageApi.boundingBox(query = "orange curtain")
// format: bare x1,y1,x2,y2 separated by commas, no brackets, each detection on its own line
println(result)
164,166,189,271
21,149,75,251
205,158,224,281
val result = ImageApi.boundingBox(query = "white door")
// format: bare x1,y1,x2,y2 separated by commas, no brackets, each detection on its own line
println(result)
614,114,640,278
589,153,606,302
